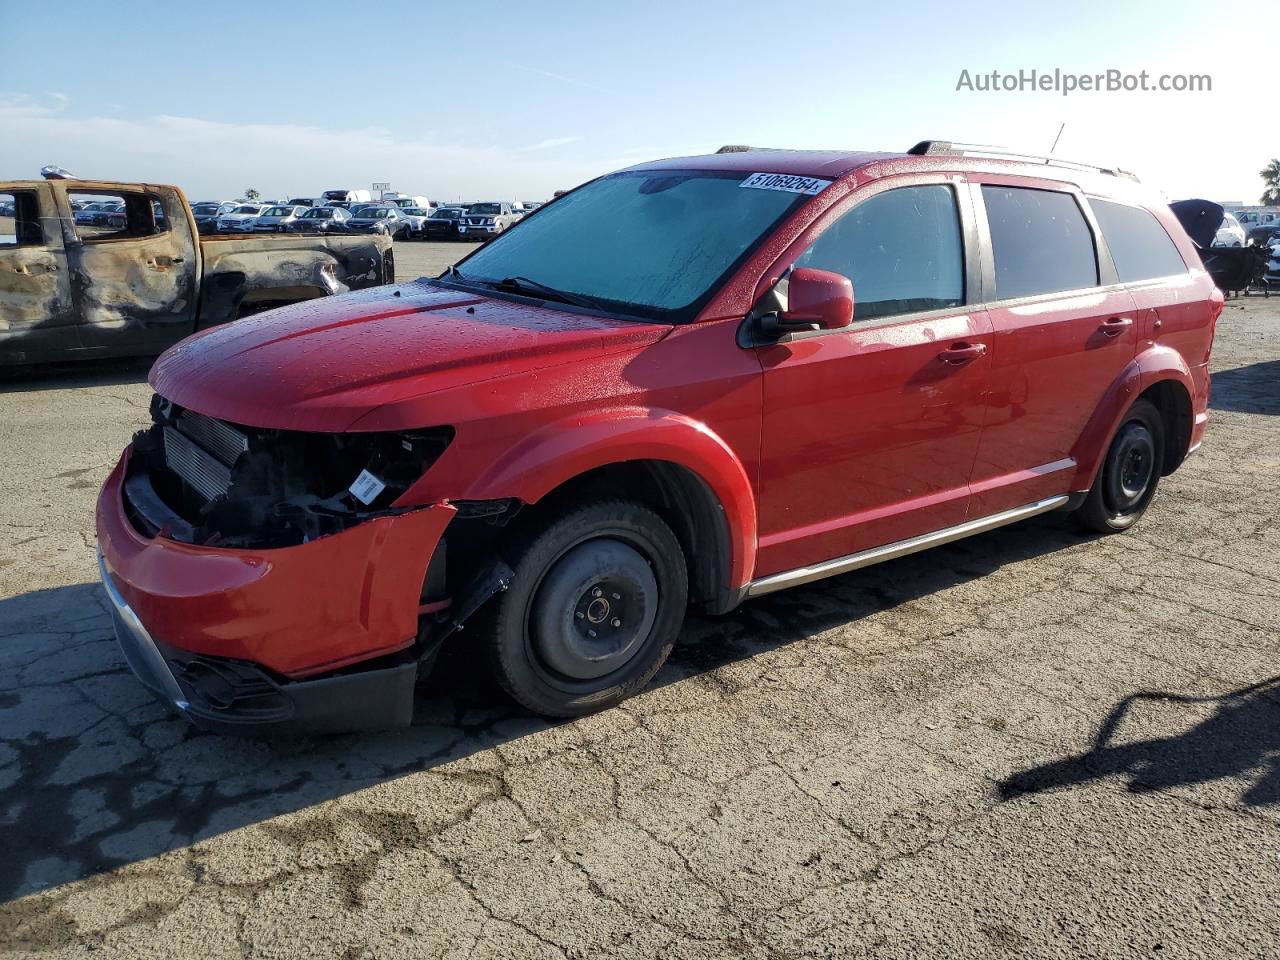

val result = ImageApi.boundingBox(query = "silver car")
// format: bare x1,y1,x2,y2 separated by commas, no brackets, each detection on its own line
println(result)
251,205,307,232
458,201,521,240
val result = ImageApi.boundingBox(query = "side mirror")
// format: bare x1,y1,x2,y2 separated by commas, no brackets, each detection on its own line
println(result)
756,267,854,337
782,267,854,331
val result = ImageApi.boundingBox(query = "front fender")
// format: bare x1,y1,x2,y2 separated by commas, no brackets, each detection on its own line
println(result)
1071,345,1196,490
425,407,759,590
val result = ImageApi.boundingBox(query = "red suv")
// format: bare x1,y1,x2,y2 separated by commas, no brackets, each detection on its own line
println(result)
96,142,1220,734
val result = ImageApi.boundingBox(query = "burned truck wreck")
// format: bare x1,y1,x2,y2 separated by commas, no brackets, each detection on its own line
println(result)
0,176,394,367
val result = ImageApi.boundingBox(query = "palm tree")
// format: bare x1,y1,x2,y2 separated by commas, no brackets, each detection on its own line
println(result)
1261,160,1280,206
244,187,261,201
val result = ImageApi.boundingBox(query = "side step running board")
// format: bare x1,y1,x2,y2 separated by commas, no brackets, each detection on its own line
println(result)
746,495,1070,597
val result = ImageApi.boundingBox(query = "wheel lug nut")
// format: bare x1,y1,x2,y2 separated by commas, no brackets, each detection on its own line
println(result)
575,611,584,619
611,618,621,627
592,588,603,598
588,629,597,638
611,593,620,600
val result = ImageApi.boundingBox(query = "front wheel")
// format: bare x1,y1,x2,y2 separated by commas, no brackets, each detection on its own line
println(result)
485,501,688,717
1074,398,1164,533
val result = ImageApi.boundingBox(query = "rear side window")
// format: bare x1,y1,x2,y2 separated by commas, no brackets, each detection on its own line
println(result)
1089,198,1188,282
0,191,43,247
71,191,167,242
981,186,1098,299
793,184,965,320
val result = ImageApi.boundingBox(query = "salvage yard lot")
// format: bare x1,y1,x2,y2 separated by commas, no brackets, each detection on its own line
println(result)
0,249,1277,958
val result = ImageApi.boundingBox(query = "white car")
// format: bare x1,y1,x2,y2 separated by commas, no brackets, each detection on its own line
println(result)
216,203,267,232
397,207,433,238
1213,211,1247,247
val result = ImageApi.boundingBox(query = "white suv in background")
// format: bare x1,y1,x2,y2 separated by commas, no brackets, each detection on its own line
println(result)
458,202,520,239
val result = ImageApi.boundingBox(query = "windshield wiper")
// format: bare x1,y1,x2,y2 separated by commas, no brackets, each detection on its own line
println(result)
491,276,601,310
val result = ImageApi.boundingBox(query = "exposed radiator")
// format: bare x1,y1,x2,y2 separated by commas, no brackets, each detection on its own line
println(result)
162,423,238,501
177,411,248,466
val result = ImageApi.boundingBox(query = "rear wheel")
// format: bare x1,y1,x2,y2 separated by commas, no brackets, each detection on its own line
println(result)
1074,398,1164,533
381,250,396,285
485,501,688,717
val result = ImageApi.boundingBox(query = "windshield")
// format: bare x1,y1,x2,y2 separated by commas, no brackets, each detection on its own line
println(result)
403,208,429,216
353,206,391,218
262,206,293,217
233,205,259,214
301,208,333,219
469,203,502,215
450,170,811,322
433,209,461,219
192,205,219,215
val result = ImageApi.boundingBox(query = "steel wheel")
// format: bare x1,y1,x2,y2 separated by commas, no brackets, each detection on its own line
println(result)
1075,399,1165,533
485,500,688,716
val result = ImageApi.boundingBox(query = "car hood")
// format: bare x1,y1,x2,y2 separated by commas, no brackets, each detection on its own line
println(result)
150,280,672,432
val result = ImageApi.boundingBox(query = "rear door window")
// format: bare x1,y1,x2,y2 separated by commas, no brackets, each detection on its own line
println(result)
1089,198,1188,282
70,190,167,242
792,184,965,320
0,191,43,247
981,185,1098,299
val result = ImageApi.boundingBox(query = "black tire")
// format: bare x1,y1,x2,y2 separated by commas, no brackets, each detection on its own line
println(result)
381,250,395,285
485,500,688,717
1074,398,1164,533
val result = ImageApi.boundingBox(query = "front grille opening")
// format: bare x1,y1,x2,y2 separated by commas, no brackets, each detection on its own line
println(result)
123,394,453,549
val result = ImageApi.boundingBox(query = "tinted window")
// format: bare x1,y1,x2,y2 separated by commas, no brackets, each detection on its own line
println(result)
793,185,965,320
982,186,1098,299
1090,198,1187,282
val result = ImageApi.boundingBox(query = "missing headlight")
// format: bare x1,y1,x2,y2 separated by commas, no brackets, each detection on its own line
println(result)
126,395,453,548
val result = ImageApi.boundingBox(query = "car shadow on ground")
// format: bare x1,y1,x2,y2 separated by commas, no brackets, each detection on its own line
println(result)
0,512,1095,903
1210,359,1280,415
998,675,1280,806
0,357,153,392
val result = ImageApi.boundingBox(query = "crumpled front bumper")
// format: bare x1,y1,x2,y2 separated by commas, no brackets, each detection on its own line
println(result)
95,449,456,735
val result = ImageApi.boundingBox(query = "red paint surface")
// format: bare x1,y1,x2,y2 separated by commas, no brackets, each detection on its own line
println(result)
97,451,456,677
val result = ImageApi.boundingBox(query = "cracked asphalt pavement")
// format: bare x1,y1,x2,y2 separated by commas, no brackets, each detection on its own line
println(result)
1,248,1277,958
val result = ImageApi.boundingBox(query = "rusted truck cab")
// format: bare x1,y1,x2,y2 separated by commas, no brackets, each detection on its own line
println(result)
0,178,393,367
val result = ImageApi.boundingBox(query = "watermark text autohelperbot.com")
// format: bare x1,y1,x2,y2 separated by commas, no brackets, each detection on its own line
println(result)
956,68,1211,96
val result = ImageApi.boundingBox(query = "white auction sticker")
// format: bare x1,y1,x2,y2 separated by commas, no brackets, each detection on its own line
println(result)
739,172,832,195
349,469,387,505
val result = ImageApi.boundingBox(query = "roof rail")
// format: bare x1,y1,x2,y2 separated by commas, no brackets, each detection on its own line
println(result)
906,141,1139,182
716,144,754,154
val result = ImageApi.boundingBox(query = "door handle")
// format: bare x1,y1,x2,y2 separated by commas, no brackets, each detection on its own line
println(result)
1098,316,1133,337
938,342,987,365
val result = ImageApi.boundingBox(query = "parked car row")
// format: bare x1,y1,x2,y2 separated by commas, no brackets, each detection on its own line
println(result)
187,197,544,240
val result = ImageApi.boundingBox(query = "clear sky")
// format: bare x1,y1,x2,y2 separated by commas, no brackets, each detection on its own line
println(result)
1,0,1270,203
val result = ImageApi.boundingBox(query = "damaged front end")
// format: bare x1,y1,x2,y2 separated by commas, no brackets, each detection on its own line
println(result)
124,393,453,547
98,394,478,734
